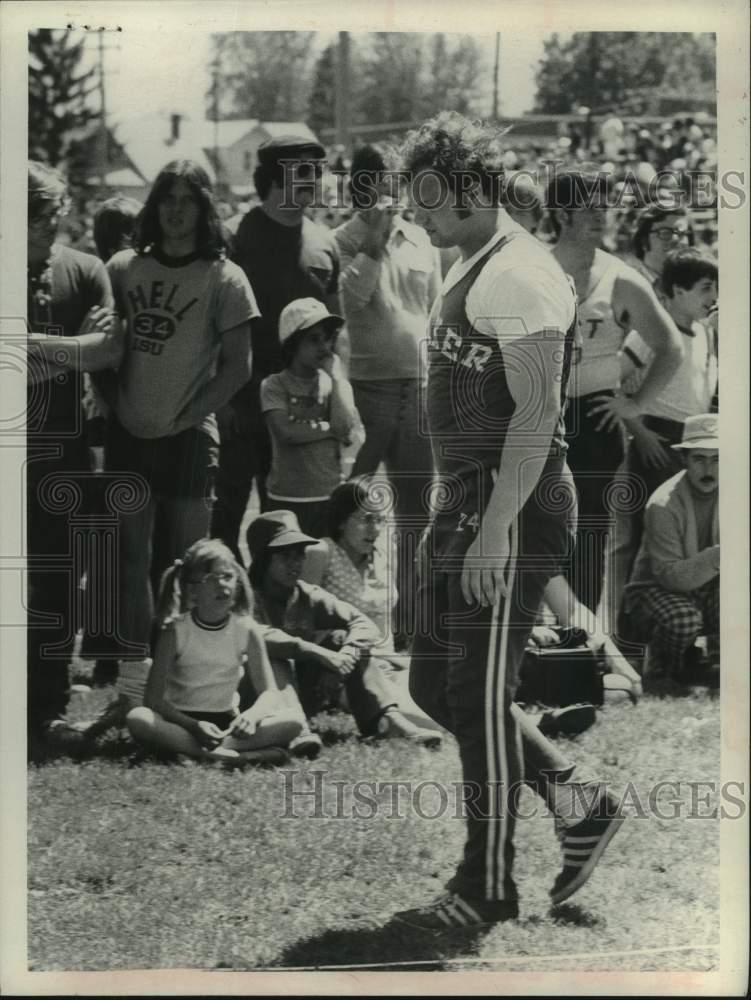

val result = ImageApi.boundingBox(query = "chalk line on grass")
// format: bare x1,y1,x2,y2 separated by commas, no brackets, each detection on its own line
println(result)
266,942,720,972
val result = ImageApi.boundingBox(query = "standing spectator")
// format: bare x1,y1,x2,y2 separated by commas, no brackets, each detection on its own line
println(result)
106,159,257,685
622,414,719,680
334,144,440,648
626,204,693,304
81,195,144,685
212,135,339,557
504,171,544,236
261,299,363,536
614,249,718,593
26,162,121,750
547,170,684,616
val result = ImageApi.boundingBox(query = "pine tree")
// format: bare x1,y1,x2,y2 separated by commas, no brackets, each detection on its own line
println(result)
28,28,99,170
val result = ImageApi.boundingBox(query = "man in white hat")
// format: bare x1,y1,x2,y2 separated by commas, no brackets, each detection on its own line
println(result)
621,413,719,681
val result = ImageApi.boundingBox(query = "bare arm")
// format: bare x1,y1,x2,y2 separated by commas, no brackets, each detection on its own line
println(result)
144,626,204,737
462,329,564,606
27,308,124,373
613,271,684,409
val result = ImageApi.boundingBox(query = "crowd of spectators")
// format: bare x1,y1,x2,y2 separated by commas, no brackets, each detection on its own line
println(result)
27,108,720,762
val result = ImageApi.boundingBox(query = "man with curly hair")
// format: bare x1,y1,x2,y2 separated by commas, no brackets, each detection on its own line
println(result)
392,113,624,931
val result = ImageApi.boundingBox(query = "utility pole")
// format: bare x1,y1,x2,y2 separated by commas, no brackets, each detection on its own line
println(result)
97,28,108,192
335,31,350,151
211,55,221,192
492,32,501,120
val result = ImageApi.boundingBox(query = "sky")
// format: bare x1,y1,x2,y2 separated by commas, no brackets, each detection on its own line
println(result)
82,30,547,135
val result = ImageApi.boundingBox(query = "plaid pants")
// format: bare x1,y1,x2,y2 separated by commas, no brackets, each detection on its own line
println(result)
628,577,719,672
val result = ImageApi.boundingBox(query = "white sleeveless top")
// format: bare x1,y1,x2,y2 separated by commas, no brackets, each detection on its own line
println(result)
621,322,717,422
570,249,629,397
164,611,251,713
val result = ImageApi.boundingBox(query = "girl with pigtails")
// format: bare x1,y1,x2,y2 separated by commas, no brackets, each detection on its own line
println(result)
126,538,301,765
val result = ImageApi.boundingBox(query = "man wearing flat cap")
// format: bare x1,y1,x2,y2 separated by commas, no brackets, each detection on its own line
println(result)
622,413,720,682
212,134,340,558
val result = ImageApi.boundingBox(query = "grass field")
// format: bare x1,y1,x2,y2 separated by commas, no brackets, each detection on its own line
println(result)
27,683,721,973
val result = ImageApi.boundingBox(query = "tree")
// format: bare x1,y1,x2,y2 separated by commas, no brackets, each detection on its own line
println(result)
357,33,426,124
209,32,316,122
28,29,99,170
533,32,716,116
308,42,337,134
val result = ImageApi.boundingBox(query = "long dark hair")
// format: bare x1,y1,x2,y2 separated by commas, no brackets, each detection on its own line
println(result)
135,159,226,259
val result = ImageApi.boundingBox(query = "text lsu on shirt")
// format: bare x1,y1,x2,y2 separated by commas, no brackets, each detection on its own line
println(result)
107,249,259,440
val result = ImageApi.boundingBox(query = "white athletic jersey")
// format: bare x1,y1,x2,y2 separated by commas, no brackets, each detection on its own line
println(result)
164,611,253,713
621,322,717,422
570,249,629,397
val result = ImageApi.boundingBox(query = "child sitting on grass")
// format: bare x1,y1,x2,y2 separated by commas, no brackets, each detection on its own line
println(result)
126,539,301,765
260,297,364,538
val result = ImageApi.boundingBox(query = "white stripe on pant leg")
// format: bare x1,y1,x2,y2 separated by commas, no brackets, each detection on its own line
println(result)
488,517,518,899
484,557,503,899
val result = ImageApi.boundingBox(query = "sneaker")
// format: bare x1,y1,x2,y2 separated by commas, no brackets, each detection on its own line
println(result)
537,703,596,736
378,710,442,749
393,891,518,931
289,730,323,760
550,791,624,905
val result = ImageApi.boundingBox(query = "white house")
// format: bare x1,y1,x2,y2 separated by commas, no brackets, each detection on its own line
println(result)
91,112,323,198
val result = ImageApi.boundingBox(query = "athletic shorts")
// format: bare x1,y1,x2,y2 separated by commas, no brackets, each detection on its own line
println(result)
106,418,219,500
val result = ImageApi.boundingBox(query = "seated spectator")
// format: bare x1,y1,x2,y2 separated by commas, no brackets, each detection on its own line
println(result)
302,479,396,656
261,299,364,537
621,414,719,681
246,511,441,747
301,480,450,730
127,539,301,764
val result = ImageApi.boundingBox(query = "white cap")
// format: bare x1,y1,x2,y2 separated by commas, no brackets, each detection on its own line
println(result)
671,413,719,451
278,297,343,345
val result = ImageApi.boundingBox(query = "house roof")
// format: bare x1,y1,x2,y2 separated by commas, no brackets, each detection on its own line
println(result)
106,114,322,184
253,121,320,143
112,112,218,184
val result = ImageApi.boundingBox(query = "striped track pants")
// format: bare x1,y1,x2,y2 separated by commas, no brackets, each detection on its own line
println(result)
409,472,574,901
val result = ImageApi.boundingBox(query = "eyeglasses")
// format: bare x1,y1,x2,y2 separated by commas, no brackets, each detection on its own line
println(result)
653,226,690,242
28,205,68,229
292,162,324,180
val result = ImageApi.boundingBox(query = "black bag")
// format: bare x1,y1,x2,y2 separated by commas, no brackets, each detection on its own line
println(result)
517,627,604,708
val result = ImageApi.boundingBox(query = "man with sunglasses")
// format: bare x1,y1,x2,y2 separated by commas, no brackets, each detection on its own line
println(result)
26,161,122,752
212,135,340,558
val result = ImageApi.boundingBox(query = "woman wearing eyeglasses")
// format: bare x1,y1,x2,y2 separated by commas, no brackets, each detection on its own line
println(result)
301,480,443,738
